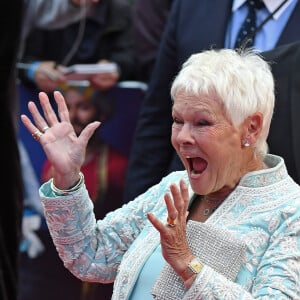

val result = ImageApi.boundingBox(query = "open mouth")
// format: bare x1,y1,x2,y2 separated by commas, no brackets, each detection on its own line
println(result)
187,157,208,175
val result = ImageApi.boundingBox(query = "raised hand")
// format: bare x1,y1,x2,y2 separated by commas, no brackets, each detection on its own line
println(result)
147,180,194,282
20,91,100,189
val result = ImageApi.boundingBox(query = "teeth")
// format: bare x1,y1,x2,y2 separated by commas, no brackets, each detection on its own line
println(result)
186,156,191,158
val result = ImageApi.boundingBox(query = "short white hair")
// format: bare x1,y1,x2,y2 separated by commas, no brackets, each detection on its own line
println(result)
170,48,275,156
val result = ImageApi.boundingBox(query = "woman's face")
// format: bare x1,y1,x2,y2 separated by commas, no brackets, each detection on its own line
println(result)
171,90,245,197
64,89,97,136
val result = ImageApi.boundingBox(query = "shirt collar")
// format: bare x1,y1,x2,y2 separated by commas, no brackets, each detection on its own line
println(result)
232,0,295,19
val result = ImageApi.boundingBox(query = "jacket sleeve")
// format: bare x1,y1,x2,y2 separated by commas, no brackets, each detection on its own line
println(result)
39,178,160,283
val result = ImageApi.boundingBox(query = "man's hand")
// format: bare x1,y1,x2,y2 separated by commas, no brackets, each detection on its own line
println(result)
34,61,67,92
89,60,120,90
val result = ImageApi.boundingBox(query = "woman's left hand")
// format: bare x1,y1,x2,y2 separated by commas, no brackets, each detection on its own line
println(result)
147,180,195,277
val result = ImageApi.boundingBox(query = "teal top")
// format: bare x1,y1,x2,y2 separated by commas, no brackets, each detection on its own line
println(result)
130,245,164,300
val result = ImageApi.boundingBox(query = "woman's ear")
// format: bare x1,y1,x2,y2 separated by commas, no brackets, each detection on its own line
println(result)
242,112,263,146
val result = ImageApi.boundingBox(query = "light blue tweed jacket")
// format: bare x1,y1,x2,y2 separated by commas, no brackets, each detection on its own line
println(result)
40,154,300,299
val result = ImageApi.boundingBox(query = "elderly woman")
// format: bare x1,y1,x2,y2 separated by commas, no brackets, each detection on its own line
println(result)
21,48,300,299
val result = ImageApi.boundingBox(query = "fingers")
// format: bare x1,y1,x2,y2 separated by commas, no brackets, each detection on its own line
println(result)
166,180,189,220
164,192,178,220
78,121,101,144
20,113,39,136
53,91,71,123
37,92,59,127
147,179,189,232
25,92,61,133
20,91,70,143
24,91,71,129
147,212,163,231
26,99,48,130
21,91,100,146
179,179,190,212
37,91,72,126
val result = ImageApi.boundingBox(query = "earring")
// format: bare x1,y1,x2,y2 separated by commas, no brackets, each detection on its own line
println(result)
243,140,250,147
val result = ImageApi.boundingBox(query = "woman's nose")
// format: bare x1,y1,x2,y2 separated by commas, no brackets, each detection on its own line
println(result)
176,124,194,144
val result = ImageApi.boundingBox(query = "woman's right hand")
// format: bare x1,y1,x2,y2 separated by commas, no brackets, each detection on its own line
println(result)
21,91,100,189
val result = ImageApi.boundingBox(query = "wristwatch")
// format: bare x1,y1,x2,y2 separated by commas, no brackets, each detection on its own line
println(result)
180,257,203,281
188,257,203,273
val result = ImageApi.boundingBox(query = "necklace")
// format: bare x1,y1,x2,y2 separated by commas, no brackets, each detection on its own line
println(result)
200,196,223,216
203,207,218,216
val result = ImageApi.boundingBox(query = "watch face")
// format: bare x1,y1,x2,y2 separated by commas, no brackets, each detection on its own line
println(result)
192,262,202,273
189,258,203,273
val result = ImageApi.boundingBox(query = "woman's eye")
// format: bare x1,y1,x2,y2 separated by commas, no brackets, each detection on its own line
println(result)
197,120,209,126
173,117,182,124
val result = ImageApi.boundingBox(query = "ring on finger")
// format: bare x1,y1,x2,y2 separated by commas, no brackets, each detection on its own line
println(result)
167,216,176,227
32,130,43,141
41,125,50,133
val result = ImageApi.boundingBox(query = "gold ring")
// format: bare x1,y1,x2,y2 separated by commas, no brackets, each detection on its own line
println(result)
32,130,43,141
167,216,176,227
42,126,50,132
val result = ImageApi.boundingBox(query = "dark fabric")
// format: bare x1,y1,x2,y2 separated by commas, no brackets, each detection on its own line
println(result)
0,1,24,300
262,41,300,184
18,0,136,87
123,0,300,203
132,0,174,82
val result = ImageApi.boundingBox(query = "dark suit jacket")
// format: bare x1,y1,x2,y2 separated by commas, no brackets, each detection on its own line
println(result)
123,0,300,203
262,41,300,184
133,0,174,82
